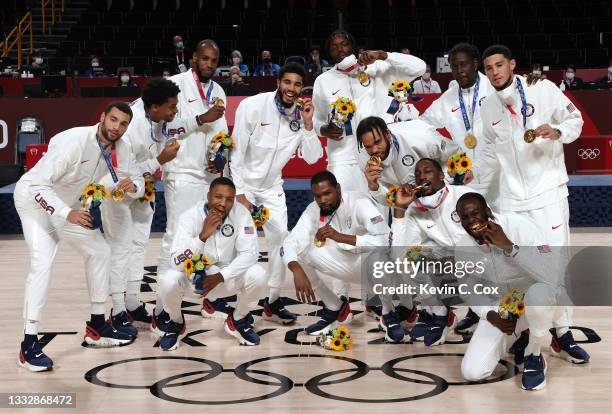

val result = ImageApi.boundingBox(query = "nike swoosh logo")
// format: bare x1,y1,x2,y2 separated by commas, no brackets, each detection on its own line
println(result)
188,98,197,103
451,107,460,112
261,122,270,126
388,324,398,328
244,328,252,332
80,160,89,164
122,321,129,326
277,192,283,197
332,89,341,95
492,120,502,126
569,344,577,348
427,224,435,229
35,353,43,358
552,224,563,230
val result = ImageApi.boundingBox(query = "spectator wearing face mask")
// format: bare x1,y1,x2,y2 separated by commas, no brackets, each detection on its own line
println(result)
305,46,328,77
529,63,547,80
253,50,280,76
171,35,191,74
229,50,250,76
28,50,47,73
224,66,257,96
161,68,172,79
596,58,612,89
117,70,138,88
559,64,583,91
412,64,441,93
83,55,105,77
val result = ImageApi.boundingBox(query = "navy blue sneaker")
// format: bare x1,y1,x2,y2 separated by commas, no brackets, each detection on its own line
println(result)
109,310,138,338
509,329,530,365
84,321,133,347
263,297,298,325
424,311,455,346
225,312,260,346
159,319,186,351
305,299,352,336
379,311,405,343
127,303,152,329
550,331,590,364
201,297,235,319
365,305,383,320
455,307,480,334
410,308,432,340
522,353,547,391
151,310,171,337
18,339,53,372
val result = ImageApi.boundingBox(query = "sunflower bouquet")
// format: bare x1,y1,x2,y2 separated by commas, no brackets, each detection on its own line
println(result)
498,289,526,321
207,131,235,173
447,151,473,185
183,252,213,295
79,183,109,229
386,185,401,206
405,245,433,262
140,173,156,203
251,204,270,228
388,80,411,103
330,97,357,135
316,326,353,351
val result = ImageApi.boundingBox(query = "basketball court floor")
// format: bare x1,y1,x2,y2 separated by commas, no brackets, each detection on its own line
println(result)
1,229,610,413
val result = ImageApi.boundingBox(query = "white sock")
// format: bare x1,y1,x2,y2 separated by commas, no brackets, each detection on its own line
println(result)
525,336,541,357
154,294,164,316
556,326,569,337
112,292,126,315
91,302,106,315
24,320,38,335
429,305,447,316
313,280,342,311
125,280,142,311
268,288,281,303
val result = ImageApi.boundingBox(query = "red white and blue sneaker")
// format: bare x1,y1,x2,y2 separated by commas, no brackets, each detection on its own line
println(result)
263,297,298,325
127,303,152,329
159,319,186,351
84,321,134,347
108,309,138,338
424,311,456,346
151,310,171,337
224,312,260,346
455,307,480,335
410,308,432,341
18,339,53,372
201,298,235,319
522,353,547,391
305,298,352,336
550,331,590,364
379,311,405,343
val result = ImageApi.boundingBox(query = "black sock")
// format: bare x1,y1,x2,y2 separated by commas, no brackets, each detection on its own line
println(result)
90,314,105,329
23,333,38,347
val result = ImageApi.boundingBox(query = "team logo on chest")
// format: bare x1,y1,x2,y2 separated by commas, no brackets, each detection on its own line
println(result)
523,103,535,117
479,97,486,107
402,154,415,167
221,223,235,237
451,210,461,223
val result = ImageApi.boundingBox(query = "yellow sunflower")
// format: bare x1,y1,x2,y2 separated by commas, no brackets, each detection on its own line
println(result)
513,300,526,315
212,132,226,144
338,103,350,114
100,186,110,198
261,207,270,219
201,255,212,266
447,158,457,174
458,156,472,171
392,80,409,90
337,326,349,338
330,337,344,351
183,258,195,274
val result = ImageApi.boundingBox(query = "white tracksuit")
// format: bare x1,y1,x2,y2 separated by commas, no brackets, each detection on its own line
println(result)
230,91,324,290
361,119,460,207
14,125,140,323
282,191,390,307
149,69,229,276
312,53,426,192
479,75,583,246
456,213,566,382
159,201,266,322
421,72,500,202
104,108,200,309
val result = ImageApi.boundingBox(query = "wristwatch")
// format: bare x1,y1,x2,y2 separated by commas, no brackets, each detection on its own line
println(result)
553,128,562,139
503,244,520,257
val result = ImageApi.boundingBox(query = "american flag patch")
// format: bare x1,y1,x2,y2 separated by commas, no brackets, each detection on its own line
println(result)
566,103,576,113
370,215,384,224
244,226,254,234
537,245,552,254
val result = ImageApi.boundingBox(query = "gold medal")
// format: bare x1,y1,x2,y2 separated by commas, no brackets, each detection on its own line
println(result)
357,70,370,86
464,134,477,149
296,98,305,110
369,155,382,166
314,239,325,248
166,138,179,147
523,129,536,143
470,221,488,234
111,187,125,202
413,182,430,193
212,98,225,108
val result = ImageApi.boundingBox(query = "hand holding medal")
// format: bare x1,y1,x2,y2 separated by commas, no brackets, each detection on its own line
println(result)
295,97,314,131
365,155,383,190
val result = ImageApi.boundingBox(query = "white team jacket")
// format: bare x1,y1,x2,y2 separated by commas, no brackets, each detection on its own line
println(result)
282,190,390,265
391,184,475,247
360,119,460,206
313,53,426,166
421,72,499,192
230,91,323,194
16,124,141,219
131,69,229,183
169,201,258,280
479,75,583,211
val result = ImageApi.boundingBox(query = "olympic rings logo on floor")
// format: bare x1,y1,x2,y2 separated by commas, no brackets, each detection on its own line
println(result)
84,353,518,405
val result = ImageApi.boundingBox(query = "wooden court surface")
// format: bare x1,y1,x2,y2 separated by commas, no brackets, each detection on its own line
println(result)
0,229,611,414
